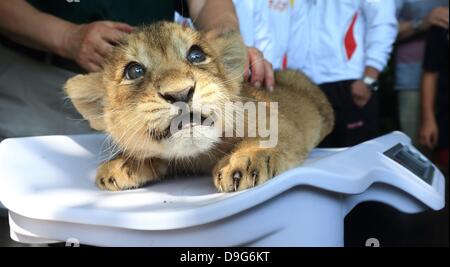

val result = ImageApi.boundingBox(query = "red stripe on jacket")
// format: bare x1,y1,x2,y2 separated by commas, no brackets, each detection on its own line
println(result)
344,12,359,60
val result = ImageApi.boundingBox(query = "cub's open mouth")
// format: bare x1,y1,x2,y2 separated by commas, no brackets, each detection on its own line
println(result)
173,112,211,131
149,112,214,141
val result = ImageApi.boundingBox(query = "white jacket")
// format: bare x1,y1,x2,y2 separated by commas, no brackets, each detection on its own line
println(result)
233,0,291,70
288,0,398,84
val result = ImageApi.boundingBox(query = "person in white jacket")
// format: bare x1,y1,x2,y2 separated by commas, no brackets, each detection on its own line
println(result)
233,0,291,71
288,0,398,147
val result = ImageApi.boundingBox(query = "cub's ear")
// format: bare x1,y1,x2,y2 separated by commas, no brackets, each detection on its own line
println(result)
210,31,248,83
64,73,106,131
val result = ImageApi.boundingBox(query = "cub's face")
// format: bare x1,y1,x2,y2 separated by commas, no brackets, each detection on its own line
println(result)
65,22,247,159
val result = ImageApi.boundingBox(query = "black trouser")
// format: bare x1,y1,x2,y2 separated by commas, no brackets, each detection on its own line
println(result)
319,80,379,148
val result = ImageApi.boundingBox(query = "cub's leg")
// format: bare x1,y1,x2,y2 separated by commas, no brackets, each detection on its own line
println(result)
213,72,333,192
213,140,308,192
96,156,168,191
212,100,322,192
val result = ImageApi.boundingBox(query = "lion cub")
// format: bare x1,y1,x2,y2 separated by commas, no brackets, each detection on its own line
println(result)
64,22,334,192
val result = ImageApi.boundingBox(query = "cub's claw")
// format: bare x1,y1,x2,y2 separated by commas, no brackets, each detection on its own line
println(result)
213,150,283,192
96,157,167,191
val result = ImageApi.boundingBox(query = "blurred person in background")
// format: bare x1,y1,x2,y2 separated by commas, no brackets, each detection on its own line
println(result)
408,17,448,249
288,0,398,147
233,0,291,73
420,25,449,171
0,0,274,141
395,0,449,146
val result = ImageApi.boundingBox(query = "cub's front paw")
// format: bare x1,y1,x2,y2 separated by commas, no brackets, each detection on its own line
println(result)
213,149,283,192
96,157,167,191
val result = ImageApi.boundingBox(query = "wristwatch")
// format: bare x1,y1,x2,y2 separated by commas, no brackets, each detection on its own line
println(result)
363,76,379,92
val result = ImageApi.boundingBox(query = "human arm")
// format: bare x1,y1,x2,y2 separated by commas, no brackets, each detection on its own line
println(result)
419,27,445,149
362,0,398,75
419,72,439,149
397,7,449,41
351,0,398,108
0,0,71,55
0,0,134,72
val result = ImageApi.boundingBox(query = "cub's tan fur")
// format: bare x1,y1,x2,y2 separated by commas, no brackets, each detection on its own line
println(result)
64,22,334,192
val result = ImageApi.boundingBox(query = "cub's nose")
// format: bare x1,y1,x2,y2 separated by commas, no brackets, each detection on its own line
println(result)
159,85,195,104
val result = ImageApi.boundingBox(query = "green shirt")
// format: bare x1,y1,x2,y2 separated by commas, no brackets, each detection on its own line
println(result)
27,0,175,26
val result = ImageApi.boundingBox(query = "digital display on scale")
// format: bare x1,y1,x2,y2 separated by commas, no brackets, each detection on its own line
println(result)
384,144,435,185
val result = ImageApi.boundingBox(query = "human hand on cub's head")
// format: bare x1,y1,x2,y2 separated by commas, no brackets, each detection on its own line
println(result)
244,47,275,92
60,21,135,72
205,30,275,91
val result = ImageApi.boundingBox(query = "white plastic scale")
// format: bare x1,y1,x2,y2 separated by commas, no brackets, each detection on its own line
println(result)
0,132,445,247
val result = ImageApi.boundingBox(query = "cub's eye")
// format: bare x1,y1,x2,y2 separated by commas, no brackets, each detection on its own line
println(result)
187,45,207,64
124,62,145,80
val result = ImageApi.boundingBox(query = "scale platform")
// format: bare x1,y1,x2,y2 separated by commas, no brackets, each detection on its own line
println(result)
0,132,445,247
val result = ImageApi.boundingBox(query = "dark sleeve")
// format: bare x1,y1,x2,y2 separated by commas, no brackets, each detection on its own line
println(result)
423,27,445,72
26,0,50,13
